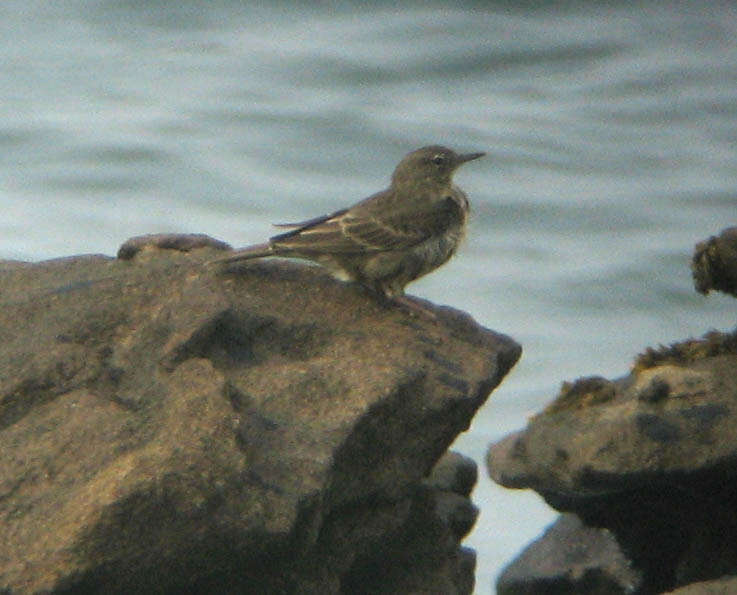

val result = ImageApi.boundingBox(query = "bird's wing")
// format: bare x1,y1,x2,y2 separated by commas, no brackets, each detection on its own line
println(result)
272,209,349,229
270,194,463,254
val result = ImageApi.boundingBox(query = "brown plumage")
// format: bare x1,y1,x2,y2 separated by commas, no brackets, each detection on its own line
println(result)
214,145,484,298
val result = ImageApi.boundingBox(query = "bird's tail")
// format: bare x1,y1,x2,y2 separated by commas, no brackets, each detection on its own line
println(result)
208,242,274,265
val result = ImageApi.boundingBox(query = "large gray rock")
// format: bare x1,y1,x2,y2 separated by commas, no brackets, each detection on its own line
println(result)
0,234,520,594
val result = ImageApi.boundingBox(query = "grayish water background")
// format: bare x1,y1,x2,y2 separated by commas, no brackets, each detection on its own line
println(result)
3,1,736,591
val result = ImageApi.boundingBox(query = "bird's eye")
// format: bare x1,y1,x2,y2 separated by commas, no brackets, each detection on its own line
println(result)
431,154,447,166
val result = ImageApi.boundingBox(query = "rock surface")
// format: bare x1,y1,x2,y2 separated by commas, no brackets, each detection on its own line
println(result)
667,576,737,594
497,513,642,594
488,227,737,594
692,226,737,298
0,234,520,594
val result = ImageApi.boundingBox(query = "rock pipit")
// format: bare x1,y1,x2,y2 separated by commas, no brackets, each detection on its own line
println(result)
215,145,484,307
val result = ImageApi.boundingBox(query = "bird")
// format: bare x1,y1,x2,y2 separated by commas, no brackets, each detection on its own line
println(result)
214,145,484,302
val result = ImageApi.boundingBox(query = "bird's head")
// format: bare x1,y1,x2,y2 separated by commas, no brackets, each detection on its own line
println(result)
391,145,485,188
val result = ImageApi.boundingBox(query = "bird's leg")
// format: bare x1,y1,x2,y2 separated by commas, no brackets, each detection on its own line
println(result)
373,283,437,320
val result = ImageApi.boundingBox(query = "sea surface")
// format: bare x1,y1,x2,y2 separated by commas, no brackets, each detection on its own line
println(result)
3,1,736,592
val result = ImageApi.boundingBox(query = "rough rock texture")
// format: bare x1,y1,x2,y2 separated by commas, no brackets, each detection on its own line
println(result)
497,513,642,594
667,576,737,594
692,226,737,297
488,227,737,595
0,234,520,594
489,331,737,594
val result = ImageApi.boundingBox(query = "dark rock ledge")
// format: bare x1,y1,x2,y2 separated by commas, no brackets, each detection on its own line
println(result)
0,233,520,594
488,226,737,595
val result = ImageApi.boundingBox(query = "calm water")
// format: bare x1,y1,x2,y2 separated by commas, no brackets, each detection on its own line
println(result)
3,1,736,591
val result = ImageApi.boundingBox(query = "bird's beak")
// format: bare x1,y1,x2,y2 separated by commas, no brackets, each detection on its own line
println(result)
457,151,485,164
